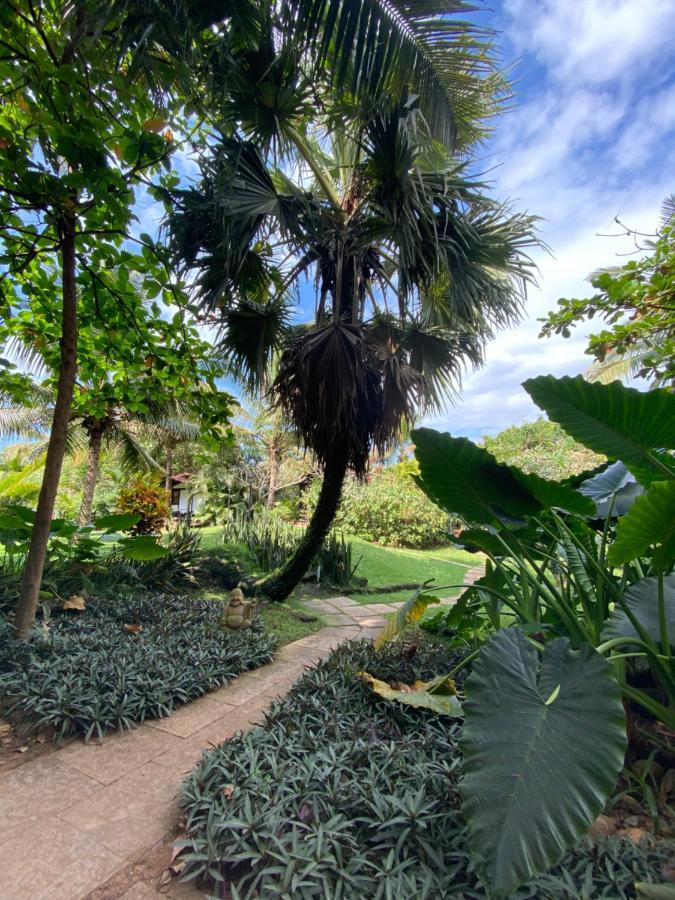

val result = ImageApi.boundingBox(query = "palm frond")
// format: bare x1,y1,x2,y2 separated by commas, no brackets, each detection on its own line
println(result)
217,296,293,391
110,427,163,473
286,0,504,149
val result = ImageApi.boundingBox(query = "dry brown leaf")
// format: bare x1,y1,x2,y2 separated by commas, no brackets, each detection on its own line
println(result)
124,623,142,633
620,827,653,845
15,745,28,753
158,870,173,888
589,814,616,840
0,720,12,737
222,785,235,800
63,594,86,611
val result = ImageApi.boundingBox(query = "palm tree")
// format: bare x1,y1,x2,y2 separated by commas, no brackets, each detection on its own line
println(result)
0,382,200,524
168,29,538,600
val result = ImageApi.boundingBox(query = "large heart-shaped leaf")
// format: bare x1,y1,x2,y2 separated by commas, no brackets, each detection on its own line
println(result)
578,461,644,516
94,512,141,533
608,481,675,569
412,428,593,525
602,575,675,650
523,375,675,485
460,628,626,897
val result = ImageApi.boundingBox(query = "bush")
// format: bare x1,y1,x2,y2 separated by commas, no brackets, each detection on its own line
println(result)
0,594,276,741
116,477,169,534
178,640,671,899
306,464,449,548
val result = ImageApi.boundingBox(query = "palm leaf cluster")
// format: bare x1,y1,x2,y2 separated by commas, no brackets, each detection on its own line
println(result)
169,85,537,474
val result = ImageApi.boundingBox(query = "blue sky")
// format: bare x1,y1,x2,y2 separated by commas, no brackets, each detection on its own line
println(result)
423,0,675,440
129,0,675,442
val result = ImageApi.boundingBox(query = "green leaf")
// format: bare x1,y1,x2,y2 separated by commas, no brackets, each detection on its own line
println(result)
412,429,592,526
358,671,463,717
117,536,168,561
635,884,675,899
608,481,675,568
601,575,675,650
460,628,626,897
0,513,28,530
578,461,644,516
523,375,675,485
374,589,441,649
93,512,141,533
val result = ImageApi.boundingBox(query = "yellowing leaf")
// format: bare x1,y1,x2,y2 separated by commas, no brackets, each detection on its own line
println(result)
359,671,462,717
63,594,86,611
142,117,167,133
374,590,440,649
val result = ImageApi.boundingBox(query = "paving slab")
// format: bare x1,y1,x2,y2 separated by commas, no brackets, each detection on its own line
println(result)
0,754,104,835
121,883,165,899
3,817,124,900
58,762,181,860
148,697,234,739
57,723,183,785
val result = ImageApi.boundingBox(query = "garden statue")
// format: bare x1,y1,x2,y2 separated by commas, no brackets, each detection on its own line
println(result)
222,588,256,632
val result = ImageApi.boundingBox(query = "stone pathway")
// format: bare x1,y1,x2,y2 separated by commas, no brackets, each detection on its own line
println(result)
0,568,483,900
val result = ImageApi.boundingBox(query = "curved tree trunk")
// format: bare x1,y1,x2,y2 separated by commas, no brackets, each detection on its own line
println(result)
257,450,348,601
15,214,78,638
78,423,103,525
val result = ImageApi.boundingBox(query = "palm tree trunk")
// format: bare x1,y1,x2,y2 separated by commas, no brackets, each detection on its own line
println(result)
257,450,348,601
15,214,78,638
78,423,103,525
266,440,279,509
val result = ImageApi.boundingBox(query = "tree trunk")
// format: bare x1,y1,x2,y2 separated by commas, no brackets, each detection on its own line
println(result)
266,440,279,509
165,445,174,497
257,450,348,601
15,215,78,638
77,423,103,525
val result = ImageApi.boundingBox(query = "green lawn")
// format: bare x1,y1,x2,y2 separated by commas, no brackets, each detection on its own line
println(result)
196,525,479,605
347,537,475,603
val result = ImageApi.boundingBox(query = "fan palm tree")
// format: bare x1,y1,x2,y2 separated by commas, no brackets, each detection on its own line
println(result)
168,17,538,599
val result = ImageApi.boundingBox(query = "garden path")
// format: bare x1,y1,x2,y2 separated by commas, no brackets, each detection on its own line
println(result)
0,566,483,900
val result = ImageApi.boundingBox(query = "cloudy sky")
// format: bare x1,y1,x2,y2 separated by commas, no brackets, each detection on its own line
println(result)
425,0,675,440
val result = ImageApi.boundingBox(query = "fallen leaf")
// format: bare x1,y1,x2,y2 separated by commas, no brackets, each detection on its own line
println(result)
620,827,652,845
589,814,616,840
222,785,235,800
169,861,186,876
63,594,86,611
0,720,12,737
15,745,28,753
124,623,142,633
158,870,172,888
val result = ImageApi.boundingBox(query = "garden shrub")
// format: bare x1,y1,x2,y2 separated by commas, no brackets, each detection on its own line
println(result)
116,477,169,534
305,464,450,548
0,594,276,741
178,639,671,899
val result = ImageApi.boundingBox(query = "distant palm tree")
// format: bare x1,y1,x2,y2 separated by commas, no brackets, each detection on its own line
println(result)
0,381,199,524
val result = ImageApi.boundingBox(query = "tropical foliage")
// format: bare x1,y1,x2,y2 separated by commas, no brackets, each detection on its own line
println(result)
362,374,675,895
540,198,675,387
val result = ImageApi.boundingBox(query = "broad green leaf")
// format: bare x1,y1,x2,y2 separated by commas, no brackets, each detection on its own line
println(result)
412,429,592,526
117,536,168,561
460,628,626,897
374,589,440,649
93,512,141,533
0,513,27,530
601,575,675,650
358,671,462,717
523,375,675,485
608,481,675,569
578,461,643,516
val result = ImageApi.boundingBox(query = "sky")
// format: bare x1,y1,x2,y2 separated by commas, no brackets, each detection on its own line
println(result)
97,0,675,443
423,0,675,440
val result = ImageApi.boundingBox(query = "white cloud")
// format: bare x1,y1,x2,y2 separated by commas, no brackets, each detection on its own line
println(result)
504,0,675,86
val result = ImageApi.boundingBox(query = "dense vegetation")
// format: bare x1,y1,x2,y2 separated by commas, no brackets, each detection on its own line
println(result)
0,594,275,741
178,639,671,899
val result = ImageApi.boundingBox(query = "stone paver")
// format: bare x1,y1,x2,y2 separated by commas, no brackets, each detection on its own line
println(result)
2,585,490,898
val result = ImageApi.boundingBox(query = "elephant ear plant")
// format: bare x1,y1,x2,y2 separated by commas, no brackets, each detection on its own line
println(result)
360,375,675,897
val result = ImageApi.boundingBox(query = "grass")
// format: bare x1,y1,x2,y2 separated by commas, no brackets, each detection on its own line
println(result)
195,524,480,605
347,537,475,603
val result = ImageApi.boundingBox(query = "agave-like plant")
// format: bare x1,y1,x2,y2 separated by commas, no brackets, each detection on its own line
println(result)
164,6,539,599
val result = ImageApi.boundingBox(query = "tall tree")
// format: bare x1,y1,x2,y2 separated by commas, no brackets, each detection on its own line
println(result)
0,1,199,634
166,9,538,600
